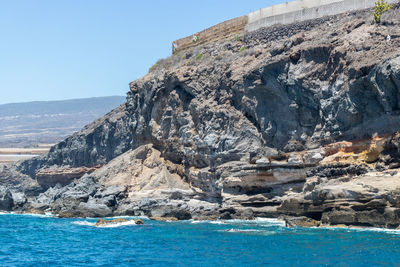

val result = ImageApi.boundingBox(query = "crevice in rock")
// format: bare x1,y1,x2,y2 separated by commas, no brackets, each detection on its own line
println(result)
241,202,280,207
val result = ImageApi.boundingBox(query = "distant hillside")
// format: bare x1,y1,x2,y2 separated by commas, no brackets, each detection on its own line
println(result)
0,96,125,147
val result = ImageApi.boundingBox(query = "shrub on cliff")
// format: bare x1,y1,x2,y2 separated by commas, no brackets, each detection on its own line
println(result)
374,0,393,23
195,53,203,61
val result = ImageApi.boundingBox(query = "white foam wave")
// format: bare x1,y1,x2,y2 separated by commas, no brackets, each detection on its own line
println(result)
221,228,278,235
72,221,95,226
72,220,139,228
210,221,226,224
0,212,54,218
97,220,139,228
24,214,53,218
252,218,286,226
190,218,285,226
363,228,400,234
223,218,285,226
318,226,400,234
107,215,148,220
191,220,226,224
226,228,263,233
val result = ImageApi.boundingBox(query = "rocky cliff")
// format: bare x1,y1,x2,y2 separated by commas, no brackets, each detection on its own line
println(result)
2,5,400,228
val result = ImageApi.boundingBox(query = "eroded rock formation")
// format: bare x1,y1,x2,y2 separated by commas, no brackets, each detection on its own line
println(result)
1,5,400,228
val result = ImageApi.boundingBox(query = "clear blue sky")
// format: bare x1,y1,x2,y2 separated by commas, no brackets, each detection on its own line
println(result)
0,0,285,104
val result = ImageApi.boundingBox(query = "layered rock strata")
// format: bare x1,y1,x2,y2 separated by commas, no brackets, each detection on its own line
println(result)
1,5,400,228
36,165,101,189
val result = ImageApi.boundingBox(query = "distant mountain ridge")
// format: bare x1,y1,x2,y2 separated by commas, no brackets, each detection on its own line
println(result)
0,96,125,147
0,96,125,116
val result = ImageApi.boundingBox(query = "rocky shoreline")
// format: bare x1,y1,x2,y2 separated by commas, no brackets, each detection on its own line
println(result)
2,209,400,232
2,132,400,229
1,5,400,229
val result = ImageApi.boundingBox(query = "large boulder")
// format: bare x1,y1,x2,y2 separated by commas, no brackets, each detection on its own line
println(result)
95,218,128,226
11,191,27,208
76,202,113,218
284,216,320,228
149,205,192,220
0,186,14,211
58,202,113,218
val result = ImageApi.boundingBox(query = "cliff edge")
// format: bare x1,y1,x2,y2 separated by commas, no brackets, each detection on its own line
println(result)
2,4,400,228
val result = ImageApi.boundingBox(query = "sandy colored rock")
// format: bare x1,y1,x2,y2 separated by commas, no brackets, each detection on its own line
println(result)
36,166,101,189
94,218,129,226
149,217,179,222
284,217,320,228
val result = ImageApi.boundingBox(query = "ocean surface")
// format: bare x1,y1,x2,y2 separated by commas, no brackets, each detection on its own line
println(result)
0,214,400,266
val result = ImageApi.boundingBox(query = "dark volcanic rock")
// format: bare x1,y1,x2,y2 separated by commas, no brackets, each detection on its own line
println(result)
15,7,400,180
149,205,192,221
0,163,43,196
2,6,400,228
74,202,113,218
0,186,14,211
17,104,133,177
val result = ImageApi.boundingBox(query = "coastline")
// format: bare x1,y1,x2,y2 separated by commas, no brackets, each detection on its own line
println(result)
3,211,400,232
2,3,400,236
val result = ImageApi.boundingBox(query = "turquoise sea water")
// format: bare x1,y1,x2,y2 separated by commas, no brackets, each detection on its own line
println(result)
0,214,400,266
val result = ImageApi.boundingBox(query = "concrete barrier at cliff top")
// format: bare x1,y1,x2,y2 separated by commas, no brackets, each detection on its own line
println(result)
246,0,397,32
173,0,398,53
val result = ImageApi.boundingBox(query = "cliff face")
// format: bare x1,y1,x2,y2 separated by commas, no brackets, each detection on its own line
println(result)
18,104,133,176
5,5,400,227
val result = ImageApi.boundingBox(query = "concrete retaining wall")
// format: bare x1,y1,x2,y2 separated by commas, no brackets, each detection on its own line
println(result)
173,0,397,53
246,0,397,32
